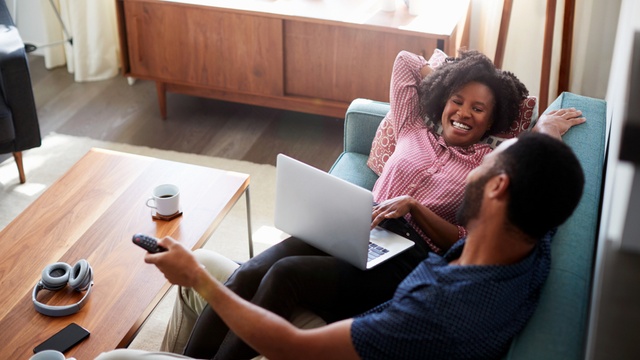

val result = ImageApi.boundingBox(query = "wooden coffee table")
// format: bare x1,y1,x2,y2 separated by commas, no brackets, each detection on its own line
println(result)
0,148,252,359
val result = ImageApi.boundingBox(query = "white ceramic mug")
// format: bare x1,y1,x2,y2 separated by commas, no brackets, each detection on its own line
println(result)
145,184,180,216
29,350,75,360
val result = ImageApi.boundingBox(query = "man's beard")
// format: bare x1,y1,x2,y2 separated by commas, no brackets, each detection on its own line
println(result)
456,173,493,227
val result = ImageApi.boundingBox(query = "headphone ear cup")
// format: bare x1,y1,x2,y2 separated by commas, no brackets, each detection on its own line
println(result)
68,259,92,291
41,262,72,291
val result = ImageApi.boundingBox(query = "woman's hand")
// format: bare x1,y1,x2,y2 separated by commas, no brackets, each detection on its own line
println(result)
371,195,415,229
533,108,586,140
420,63,433,78
373,195,461,250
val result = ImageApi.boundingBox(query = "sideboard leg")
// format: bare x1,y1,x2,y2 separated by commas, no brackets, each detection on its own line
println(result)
156,81,167,119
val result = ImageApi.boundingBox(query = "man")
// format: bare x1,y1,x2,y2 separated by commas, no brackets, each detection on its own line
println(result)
97,131,584,360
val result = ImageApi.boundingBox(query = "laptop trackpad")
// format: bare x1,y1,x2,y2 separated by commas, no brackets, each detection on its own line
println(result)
366,227,414,269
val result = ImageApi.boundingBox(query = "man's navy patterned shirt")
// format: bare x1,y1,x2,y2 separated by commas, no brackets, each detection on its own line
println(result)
352,233,551,360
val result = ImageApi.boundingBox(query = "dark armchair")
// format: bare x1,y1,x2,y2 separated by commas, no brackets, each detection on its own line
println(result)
0,0,41,184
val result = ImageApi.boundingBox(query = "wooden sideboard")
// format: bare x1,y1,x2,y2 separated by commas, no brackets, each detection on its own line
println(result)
115,0,469,118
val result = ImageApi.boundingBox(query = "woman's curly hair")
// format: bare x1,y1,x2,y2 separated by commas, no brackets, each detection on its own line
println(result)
419,49,529,135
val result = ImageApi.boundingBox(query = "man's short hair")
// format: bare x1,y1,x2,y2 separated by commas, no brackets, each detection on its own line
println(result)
497,132,585,239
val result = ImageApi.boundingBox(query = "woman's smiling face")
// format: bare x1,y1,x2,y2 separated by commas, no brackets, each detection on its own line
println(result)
440,82,496,147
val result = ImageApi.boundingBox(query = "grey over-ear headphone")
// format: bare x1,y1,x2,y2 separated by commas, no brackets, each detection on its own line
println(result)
32,259,94,317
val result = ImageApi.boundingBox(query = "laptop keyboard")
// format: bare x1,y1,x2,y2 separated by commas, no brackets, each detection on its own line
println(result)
368,242,390,262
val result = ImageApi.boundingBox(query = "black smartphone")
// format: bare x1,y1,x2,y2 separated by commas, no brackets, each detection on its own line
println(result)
33,322,90,354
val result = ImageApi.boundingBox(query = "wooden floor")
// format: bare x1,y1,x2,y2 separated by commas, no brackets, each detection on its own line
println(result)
24,55,345,171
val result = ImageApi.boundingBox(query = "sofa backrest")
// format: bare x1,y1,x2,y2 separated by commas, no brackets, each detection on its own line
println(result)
503,92,607,360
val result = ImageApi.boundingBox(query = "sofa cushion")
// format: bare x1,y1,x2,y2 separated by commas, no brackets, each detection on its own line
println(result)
329,152,379,191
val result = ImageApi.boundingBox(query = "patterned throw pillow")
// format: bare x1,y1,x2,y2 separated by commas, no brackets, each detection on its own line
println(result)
480,96,538,148
367,117,396,176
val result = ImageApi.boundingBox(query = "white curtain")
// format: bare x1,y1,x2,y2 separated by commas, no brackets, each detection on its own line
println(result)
41,0,120,82
468,0,503,63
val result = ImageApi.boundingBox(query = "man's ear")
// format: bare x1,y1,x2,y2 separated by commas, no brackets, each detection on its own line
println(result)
486,173,510,199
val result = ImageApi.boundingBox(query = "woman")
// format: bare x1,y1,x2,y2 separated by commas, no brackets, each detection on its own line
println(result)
165,50,585,360
370,50,530,254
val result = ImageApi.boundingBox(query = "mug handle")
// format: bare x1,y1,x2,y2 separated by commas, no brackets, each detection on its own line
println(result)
146,198,157,209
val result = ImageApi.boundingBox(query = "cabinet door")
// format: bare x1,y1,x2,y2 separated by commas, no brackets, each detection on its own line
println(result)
124,1,283,96
284,21,439,103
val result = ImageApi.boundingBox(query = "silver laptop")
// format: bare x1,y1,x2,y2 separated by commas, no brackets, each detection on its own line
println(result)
274,154,414,270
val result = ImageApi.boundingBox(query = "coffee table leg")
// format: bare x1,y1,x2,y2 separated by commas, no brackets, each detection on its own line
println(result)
245,186,254,258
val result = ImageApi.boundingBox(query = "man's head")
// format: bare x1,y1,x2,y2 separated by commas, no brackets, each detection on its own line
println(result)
457,132,585,240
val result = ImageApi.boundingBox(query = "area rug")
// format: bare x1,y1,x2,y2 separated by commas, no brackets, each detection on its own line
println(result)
0,133,286,352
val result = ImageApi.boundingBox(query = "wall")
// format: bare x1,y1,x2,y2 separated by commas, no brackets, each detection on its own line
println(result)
571,0,622,101
586,0,640,357
501,0,549,101
601,0,640,250
6,0,48,56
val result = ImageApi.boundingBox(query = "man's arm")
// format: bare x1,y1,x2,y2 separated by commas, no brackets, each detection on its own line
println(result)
532,108,586,140
145,237,361,360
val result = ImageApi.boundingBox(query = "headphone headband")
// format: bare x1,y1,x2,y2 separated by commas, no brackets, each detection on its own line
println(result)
32,260,93,317
32,281,93,317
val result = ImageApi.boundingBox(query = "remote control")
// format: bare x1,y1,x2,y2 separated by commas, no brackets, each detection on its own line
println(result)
132,233,167,253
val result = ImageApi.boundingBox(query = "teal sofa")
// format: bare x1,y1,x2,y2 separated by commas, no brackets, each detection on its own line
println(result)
329,92,607,360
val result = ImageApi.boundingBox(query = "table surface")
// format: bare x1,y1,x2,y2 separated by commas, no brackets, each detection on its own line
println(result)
0,148,250,359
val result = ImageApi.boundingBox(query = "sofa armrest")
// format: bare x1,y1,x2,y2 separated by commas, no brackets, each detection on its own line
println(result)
342,98,389,155
0,22,41,152
329,98,387,190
